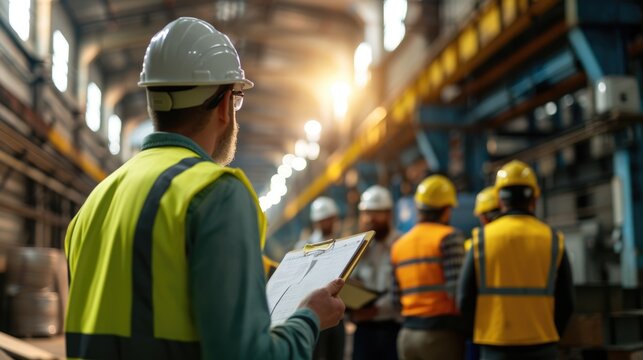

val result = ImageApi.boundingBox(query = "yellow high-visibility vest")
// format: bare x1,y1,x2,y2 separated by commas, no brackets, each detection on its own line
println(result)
65,146,266,359
473,215,564,345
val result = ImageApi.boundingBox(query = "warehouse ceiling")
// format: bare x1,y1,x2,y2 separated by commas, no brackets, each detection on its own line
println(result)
62,0,366,193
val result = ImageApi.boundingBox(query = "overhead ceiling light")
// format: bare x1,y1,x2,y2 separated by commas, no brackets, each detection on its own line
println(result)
278,164,292,178
307,142,320,160
259,196,271,211
271,174,286,187
292,157,307,171
304,119,322,142
267,192,281,206
295,140,309,158
282,154,295,166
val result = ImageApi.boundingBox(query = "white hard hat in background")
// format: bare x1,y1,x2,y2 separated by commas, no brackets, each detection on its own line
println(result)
139,17,253,111
358,185,393,211
310,197,339,222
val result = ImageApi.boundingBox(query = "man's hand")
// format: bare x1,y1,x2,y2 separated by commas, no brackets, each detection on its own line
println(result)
299,279,346,330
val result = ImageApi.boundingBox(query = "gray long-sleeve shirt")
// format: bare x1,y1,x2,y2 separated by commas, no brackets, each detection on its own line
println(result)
161,132,320,359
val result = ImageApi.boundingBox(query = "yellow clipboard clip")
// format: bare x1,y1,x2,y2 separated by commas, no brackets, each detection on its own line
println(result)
303,239,336,256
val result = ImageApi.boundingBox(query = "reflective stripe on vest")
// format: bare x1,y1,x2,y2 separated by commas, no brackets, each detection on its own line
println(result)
477,227,559,296
391,223,457,318
396,257,448,295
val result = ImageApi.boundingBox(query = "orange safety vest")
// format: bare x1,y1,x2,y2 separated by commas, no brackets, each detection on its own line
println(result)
391,222,457,318
473,215,564,345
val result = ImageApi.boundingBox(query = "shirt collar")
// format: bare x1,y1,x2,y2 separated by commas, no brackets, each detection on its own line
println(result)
141,132,214,161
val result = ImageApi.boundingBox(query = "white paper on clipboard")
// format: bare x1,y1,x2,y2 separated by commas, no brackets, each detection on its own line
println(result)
266,231,374,326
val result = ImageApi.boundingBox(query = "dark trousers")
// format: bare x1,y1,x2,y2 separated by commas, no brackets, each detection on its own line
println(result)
352,320,400,360
313,320,345,360
480,343,558,360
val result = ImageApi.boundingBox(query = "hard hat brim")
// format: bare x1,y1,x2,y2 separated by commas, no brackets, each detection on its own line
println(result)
138,78,254,90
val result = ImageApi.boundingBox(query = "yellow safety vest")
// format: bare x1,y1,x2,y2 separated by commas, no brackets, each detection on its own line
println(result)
262,255,279,279
65,146,266,359
473,215,564,345
464,237,473,252
391,222,458,318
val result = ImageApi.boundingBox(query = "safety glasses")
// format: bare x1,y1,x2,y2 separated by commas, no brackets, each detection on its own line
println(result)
206,88,244,111
231,90,244,111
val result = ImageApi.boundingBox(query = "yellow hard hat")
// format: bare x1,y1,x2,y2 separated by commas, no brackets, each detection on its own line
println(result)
414,175,458,209
494,160,540,198
474,186,499,216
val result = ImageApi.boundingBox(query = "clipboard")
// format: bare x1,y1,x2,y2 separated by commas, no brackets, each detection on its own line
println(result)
266,231,375,326
338,281,382,311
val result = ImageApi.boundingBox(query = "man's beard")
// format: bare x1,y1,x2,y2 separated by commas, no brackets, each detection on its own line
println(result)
368,222,391,241
212,116,238,166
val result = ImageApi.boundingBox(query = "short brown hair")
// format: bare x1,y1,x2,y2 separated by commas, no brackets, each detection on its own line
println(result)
148,85,231,133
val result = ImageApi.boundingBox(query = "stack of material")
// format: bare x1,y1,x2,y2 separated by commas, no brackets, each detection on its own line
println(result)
4,247,66,337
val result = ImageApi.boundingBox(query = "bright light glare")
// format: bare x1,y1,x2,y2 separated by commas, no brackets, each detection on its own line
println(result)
597,82,606,93
282,153,295,166
52,30,69,92
545,101,558,116
9,0,30,41
383,0,408,52
304,120,322,142
86,82,102,132
307,142,320,160
295,140,308,158
267,192,281,206
271,174,286,187
272,183,287,197
292,157,307,171
108,114,122,155
259,196,271,211
354,42,373,87
331,82,351,120
278,164,292,178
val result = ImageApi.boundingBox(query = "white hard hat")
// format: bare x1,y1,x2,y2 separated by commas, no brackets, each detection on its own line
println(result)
139,17,253,111
358,185,393,211
310,197,339,222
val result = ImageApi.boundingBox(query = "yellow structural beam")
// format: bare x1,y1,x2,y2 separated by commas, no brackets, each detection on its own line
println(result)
48,129,107,183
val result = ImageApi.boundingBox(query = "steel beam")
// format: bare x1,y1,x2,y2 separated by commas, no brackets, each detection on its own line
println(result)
566,0,640,81
614,149,638,288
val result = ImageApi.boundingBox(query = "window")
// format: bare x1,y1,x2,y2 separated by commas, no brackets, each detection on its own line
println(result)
108,115,122,155
9,0,30,41
52,31,69,92
85,82,101,132
383,0,408,52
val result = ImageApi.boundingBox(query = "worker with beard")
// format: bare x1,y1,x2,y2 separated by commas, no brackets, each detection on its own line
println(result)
350,185,402,360
64,17,345,360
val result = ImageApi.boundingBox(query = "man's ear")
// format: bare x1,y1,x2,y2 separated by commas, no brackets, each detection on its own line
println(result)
216,89,231,125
